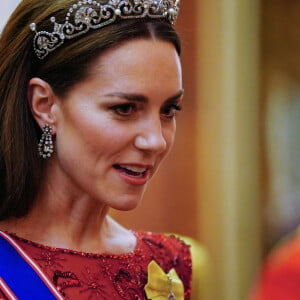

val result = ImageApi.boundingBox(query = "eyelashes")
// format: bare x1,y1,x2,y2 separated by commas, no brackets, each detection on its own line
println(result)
109,102,182,119
160,104,182,119
110,103,137,116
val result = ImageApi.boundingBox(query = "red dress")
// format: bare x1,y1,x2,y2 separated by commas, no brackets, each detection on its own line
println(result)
0,231,192,300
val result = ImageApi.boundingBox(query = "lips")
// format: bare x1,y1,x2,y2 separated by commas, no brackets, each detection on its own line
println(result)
114,164,149,178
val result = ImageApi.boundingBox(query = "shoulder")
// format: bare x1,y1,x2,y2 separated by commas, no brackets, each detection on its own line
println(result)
137,230,191,257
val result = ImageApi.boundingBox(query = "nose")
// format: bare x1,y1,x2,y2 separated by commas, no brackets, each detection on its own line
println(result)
134,116,167,154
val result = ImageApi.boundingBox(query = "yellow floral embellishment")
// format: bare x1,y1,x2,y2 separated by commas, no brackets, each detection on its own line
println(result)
144,260,184,300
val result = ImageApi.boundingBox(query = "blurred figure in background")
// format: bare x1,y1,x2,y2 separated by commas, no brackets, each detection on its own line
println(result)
249,227,300,300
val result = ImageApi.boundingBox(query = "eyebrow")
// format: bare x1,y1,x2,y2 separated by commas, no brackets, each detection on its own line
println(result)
104,89,184,103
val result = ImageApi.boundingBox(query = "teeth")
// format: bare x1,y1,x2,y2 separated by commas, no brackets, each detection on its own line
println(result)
119,165,147,173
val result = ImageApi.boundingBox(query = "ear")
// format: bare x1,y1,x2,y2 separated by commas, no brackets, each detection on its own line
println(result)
28,78,59,132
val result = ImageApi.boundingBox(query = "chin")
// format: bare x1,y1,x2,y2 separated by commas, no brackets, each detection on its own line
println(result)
114,201,141,212
111,193,145,212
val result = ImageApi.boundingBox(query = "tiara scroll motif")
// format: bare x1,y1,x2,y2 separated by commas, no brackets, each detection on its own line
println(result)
29,0,180,60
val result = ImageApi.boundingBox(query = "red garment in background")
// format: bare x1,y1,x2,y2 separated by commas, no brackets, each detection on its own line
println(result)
250,233,300,300
0,231,191,300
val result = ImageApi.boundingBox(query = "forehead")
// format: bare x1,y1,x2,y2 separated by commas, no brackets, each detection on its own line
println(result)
84,38,182,92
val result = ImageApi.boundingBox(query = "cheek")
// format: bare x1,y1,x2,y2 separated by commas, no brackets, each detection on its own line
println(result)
163,124,176,154
56,114,131,161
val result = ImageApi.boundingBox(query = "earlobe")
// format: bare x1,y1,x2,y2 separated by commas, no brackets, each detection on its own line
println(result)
28,77,58,131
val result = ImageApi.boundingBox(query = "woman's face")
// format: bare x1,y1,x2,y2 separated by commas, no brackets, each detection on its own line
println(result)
52,38,183,210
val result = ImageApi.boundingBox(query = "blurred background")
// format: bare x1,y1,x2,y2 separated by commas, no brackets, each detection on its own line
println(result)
1,1,300,300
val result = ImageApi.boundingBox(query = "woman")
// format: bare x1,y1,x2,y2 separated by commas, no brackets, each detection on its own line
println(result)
0,0,191,299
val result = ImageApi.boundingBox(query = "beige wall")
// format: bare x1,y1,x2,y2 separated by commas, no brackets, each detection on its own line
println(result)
196,1,262,299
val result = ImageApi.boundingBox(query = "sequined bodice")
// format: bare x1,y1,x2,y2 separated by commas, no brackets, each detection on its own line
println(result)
0,231,191,299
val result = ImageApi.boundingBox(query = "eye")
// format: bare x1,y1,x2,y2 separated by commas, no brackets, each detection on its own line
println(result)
110,103,137,116
161,104,182,119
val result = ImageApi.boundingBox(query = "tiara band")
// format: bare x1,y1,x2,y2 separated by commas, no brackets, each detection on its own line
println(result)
29,0,180,60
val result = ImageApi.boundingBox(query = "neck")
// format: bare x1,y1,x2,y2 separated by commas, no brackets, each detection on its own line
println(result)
0,174,136,254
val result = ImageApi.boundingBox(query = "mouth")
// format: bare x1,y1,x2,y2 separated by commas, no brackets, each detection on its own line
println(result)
113,164,149,178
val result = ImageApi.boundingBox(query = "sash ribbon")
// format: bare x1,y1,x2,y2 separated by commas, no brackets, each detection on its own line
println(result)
0,231,63,300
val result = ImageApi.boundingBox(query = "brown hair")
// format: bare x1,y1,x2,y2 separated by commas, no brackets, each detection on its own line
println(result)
0,0,181,220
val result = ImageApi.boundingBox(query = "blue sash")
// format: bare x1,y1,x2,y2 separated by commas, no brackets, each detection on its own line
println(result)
0,232,63,299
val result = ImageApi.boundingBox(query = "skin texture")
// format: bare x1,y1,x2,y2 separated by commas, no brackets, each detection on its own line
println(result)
0,39,183,254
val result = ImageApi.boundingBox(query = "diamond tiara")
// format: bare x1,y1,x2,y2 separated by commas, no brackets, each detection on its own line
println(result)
29,0,180,60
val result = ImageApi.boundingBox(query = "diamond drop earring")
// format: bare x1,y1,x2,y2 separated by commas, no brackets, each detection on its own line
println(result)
38,124,54,159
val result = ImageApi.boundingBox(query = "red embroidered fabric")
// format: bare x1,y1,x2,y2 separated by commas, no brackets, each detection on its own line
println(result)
0,231,192,300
